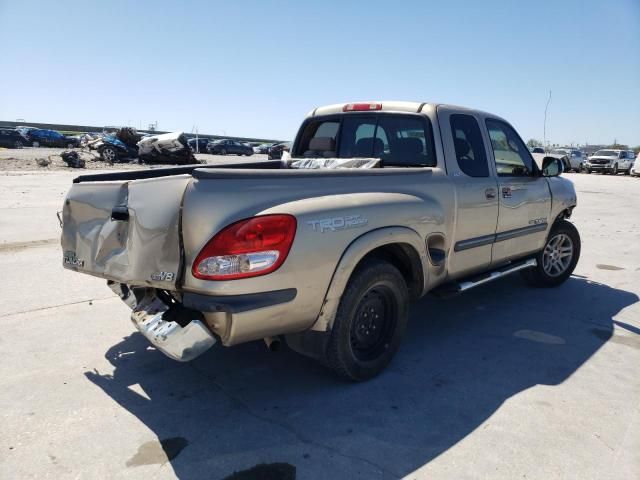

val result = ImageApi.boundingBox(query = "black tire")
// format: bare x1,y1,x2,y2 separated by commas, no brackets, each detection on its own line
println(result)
324,260,409,381
612,163,618,175
220,148,227,155
67,142,75,149
14,140,23,149
586,168,591,174
521,220,581,288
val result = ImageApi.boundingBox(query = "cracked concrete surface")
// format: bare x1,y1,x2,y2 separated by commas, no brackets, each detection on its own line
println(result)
0,170,639,479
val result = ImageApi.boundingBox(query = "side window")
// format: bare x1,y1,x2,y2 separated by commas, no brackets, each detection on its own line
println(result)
485,119,534,177
449,114,489,177
619,151,626,159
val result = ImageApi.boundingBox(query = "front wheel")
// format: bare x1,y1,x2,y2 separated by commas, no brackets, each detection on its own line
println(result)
100,146,118,163
219,148,227,155
14,140,23,149
612,163,618,175
521,220,581,287
324,260,408,381
586,168,591,174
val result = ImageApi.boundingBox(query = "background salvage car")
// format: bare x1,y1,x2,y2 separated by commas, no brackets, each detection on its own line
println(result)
0,128,27,148
26,128,79,148
187,137,211,153
268,141,292,159
207,139,253,155
550,148,584,172
585,149,635,175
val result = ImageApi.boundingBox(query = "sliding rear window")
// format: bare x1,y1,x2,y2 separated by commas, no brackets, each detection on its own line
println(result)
295,114,436,167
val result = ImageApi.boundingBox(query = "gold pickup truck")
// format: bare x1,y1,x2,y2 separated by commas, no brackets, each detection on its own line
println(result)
60,101,579,381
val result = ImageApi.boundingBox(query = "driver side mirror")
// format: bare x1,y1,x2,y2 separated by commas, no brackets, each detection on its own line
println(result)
542,157,563,177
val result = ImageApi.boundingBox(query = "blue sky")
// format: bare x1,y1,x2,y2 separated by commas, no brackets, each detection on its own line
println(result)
1,0,639,145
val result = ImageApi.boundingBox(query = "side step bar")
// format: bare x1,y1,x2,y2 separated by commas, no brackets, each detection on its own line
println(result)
432,258,537,297
458,258,537,292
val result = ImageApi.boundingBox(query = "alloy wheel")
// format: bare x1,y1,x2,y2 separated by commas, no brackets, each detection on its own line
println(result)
542,233,574,277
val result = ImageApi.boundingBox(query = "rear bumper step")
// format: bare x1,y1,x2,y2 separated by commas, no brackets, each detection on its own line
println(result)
109,283,217,361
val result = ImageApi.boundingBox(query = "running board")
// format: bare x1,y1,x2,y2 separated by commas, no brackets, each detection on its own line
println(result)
458,258,537,292
432,258,537,297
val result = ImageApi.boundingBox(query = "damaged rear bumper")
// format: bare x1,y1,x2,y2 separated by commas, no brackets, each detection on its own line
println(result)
109,283,217,362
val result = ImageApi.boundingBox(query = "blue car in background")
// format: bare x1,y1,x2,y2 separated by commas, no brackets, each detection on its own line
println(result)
27,129,80,148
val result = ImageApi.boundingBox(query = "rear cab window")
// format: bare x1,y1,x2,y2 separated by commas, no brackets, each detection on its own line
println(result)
450,114,489,177
294,113,436,167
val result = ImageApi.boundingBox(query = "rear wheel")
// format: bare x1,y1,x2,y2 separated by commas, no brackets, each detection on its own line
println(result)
14,140,23,149
521,220,580,287
324,260,408,381
220,148,227,155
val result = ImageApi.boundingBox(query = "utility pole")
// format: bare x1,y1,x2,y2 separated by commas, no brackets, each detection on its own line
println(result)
543,90,552,150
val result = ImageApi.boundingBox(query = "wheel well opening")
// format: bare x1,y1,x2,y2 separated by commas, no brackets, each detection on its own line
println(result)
357,243,423,300
555,208,573,224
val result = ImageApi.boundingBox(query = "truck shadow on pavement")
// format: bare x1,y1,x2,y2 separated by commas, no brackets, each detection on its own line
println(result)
85,276,638,480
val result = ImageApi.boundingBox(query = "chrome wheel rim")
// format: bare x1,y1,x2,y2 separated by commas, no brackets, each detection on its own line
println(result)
542,233,573,277
103,148,116,162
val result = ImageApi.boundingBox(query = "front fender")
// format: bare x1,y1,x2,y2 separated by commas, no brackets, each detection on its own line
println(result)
310,226,429,332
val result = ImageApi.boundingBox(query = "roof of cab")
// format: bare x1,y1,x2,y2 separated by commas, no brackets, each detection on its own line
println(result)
309,101,425,117
307,101,497,119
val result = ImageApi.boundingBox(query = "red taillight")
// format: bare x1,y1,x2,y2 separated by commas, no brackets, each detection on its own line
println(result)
192,214,297,280
343,103,382,112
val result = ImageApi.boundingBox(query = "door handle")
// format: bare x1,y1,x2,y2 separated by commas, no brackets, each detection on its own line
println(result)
485,188,496,199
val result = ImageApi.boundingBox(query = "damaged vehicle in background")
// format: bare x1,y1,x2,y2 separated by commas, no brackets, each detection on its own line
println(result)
253,143,275,154
60,101,580,381
268,141,292,159
137,132,198,165
550,148,584,172
87,127,140,162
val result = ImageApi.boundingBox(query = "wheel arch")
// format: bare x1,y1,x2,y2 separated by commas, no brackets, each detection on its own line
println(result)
309,226,428,333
